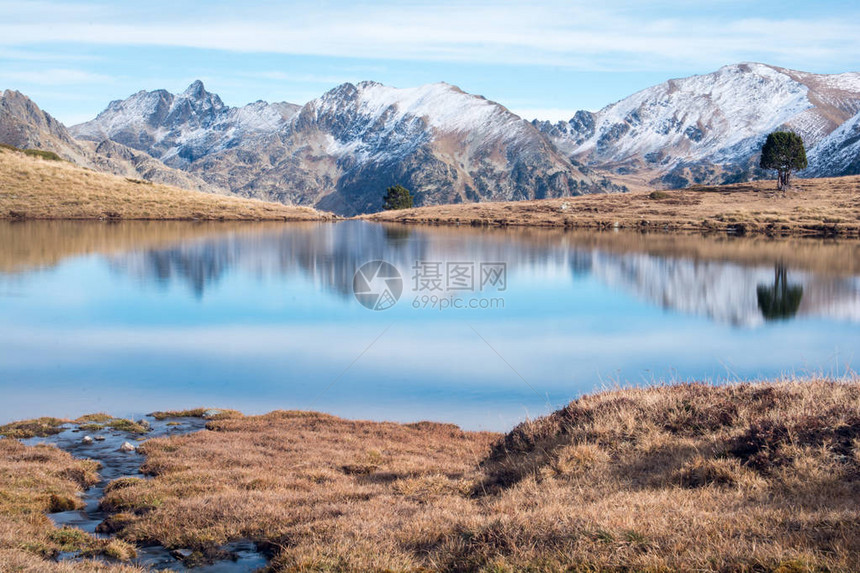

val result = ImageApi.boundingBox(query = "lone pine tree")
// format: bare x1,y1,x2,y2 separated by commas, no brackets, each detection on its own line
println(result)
760,131,807,191
382,185,414,210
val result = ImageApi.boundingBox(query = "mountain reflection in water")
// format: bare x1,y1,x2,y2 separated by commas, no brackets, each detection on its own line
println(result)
0,221,858,430
97,222,860,326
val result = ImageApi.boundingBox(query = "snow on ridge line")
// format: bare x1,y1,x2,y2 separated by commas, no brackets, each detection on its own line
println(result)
571,63,815,163
311,81,526,136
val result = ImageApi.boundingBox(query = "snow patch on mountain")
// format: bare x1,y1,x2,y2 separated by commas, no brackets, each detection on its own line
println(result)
577,63,812,164
345,81,521,135
808,109,860,176
72,81,300,166
306,81,532,163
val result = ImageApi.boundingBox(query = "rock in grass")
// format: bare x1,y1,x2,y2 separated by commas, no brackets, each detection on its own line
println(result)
119,442,136,453
171,548,193,559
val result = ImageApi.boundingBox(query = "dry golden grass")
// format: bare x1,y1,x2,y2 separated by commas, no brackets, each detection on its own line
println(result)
365,176,860,237
98,413,497,571
79,379,860,571
0,146,329,221
0,416,149,438
0,439,142,572
148,408,242,421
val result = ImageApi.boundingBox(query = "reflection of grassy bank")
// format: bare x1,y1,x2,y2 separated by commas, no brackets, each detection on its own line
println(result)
5,379,857,571
470,226,860,277
387,223,860,278
365,175,860,237
3,218,859,279
0,147,327,222
0,219,322,273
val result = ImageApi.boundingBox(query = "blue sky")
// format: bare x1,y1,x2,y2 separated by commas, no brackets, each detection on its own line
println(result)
1,0,859,125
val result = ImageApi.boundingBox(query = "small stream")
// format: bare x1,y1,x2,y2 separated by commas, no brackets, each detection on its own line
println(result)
24,416,269,572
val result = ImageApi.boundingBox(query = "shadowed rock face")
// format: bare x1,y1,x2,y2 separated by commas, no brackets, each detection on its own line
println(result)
534,63,860,187
0,89,221,193
73,81,624,215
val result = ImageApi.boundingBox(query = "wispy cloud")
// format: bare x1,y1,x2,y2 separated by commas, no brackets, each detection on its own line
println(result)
243,71,352,84
0,48,100,62
0,0,857,71
0,68,111,85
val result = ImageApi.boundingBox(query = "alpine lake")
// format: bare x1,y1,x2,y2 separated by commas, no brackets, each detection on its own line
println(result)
1,220,858,432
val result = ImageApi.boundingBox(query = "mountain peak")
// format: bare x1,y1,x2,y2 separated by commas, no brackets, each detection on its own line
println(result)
182,80,207,97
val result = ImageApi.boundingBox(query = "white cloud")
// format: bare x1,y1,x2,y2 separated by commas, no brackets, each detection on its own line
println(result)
0,68,111,85
244,71,352,84
0,1,856,71
0,48,100,62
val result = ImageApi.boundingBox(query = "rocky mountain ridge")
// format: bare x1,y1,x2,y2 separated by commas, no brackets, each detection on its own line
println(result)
73,80,619,215
534,63,860,187
3,63,859,213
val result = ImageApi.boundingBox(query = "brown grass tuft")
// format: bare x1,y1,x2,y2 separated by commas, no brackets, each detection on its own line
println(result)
0,417,70,439
148,408,242,421
0,438,142,571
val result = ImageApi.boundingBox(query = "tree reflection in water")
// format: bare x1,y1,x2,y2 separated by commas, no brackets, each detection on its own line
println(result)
757,264,804,321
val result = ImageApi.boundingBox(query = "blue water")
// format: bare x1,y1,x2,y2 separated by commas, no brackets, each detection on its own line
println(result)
1,221,858,431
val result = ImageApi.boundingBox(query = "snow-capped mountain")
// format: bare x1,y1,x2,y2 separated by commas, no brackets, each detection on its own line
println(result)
74,80,621,215
9,63,859,212
72,80,301,166
0,89,220,193
535,63,860,187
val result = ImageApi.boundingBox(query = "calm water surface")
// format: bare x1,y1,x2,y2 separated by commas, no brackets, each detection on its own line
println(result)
1,221,858,431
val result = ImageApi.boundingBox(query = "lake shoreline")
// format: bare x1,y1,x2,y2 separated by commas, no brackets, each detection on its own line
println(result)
364,174,860,238
4,144,858,237
2,378,859,571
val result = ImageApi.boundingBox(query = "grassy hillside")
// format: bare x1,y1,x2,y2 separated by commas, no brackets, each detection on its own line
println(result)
365,176,860,237
0,145,328,221
3,379,857,571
